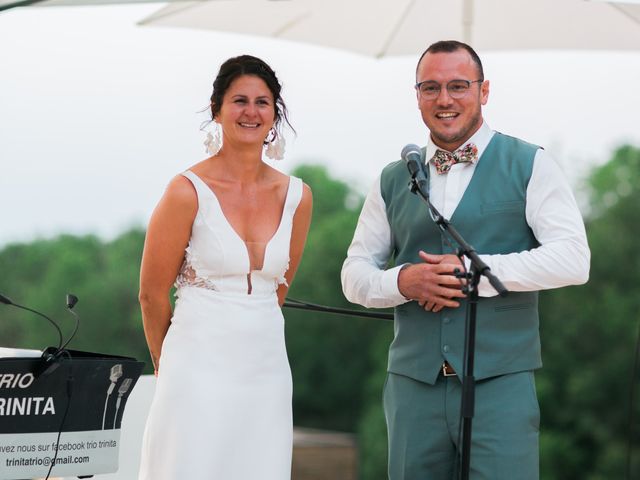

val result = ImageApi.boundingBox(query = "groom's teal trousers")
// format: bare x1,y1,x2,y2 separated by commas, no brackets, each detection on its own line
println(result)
383,370,540,480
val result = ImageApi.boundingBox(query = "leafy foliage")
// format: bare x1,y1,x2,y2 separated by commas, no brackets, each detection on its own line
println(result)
537,145,640,479
286,165,393,437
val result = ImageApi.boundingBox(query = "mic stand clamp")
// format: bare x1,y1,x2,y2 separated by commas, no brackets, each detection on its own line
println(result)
36,346,65,377
408,180,420,195
406,171,508,480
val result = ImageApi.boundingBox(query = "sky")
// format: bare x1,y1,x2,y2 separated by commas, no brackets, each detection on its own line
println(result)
1,3,640,247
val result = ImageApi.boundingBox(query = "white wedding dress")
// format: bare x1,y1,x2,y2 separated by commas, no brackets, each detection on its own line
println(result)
139,170,302,479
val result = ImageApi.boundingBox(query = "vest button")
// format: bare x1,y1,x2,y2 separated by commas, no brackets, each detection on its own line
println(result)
443,316,451,324
443,345,450,353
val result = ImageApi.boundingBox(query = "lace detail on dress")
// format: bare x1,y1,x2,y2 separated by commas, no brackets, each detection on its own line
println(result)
275,257,290,288
175,245,218,291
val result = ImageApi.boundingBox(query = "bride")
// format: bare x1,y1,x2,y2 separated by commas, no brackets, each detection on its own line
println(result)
137,55,312,479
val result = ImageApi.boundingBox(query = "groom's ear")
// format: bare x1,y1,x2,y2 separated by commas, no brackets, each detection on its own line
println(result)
480,80,490,106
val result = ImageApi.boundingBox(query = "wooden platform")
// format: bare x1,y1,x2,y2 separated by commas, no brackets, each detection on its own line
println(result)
293,427,358,480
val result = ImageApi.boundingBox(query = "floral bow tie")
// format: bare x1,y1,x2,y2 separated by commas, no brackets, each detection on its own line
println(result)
431,143,478,175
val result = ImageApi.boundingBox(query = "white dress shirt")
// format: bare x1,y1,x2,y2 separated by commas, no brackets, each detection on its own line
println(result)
341,122,591,308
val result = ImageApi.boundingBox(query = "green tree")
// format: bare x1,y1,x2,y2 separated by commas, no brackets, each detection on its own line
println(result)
285,165,393,478
537,145,640,479
285,165,393,433
0,230,149,367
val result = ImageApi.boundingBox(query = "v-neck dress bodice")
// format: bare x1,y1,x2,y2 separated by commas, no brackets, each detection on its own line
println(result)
175,170,303,296
139,170,303,480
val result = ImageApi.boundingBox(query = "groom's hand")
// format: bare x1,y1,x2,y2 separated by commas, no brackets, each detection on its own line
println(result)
398,250,466,313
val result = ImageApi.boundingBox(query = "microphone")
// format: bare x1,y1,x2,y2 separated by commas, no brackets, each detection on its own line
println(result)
401,144,429,195
103,364,123,429
60,293,80,351
113,378,133,428
66,294,79,309
0,292,63,351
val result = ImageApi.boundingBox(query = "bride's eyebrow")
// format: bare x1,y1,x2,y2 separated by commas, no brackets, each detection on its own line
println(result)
230,94,272,101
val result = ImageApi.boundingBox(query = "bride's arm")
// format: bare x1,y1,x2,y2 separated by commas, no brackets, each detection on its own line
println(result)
139,175,197,374
277,183,313,307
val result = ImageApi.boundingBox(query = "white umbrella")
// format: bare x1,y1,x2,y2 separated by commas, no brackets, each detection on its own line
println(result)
139,0,640,57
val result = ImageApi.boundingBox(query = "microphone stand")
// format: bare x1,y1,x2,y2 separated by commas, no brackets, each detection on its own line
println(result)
283,298,393,320
406,168,508,480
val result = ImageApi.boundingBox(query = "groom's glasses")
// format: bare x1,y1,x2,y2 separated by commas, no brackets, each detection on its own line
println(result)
415,79,483,100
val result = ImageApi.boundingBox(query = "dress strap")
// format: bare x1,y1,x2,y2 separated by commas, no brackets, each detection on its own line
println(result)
181,170,207,193
284,176,303,216
181,170,212,207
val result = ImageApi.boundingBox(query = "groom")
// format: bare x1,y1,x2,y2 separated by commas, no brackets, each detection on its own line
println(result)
341,40,590,479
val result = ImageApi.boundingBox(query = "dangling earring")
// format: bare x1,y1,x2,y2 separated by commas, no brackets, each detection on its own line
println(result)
204,122,222,156
265,128,285,160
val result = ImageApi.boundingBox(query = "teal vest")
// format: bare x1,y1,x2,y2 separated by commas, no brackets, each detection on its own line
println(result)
381,133,542,384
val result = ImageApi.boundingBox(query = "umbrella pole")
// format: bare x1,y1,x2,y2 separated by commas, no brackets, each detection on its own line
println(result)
462,0,474,44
